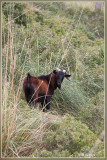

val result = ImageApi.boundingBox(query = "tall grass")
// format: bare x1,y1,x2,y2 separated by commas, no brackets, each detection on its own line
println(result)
2,9,60,157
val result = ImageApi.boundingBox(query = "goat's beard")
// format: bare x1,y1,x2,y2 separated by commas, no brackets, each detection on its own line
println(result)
57,84,61,89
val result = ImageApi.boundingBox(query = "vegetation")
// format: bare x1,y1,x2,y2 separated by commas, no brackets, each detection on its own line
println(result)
2,2,104,158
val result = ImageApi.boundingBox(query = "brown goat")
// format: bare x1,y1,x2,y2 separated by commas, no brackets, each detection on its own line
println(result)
23,69,71,111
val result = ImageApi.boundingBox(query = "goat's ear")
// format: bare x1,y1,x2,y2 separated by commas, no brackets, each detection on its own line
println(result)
65,74,71,78
53,70,57,74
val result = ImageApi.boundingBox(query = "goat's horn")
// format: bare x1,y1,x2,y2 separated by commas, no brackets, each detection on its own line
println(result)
56,68,61,71
63,70,66,73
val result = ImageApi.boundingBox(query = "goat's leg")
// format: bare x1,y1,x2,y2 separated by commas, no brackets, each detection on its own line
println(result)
41,100,46,112
46,96,51,110
41,96,51,111
41,96,49,112
33,93,38,108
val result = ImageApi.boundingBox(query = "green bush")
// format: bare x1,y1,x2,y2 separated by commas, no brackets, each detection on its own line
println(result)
39,114,96,157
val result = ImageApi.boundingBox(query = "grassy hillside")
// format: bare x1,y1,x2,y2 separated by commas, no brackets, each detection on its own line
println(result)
2,2,104,158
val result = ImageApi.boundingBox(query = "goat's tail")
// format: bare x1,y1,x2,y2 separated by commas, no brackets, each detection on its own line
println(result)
27,72,31,83
25,73,35,104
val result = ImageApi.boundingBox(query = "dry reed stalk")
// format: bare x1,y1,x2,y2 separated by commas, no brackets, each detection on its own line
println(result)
11,24,16,90
3,98,17,157
3,109,11,157
16,50,28,100
15,37,27,76
8,15,14,90
75,50,78,80
11,54,16,91
2,17,7,79
13,53,16,74
2,20,5,48
5,46,9,81
58,8,84,68
66,57,70,74
2,17,7,134
9,146,20,157
45,59,47,73
27,21,31,64
37,36,39,73
4,83,8,134
50,52,52,69
5,15,10,82
6,9,30,26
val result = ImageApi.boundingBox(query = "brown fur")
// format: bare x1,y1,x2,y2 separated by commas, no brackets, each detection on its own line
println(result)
23,73,57,108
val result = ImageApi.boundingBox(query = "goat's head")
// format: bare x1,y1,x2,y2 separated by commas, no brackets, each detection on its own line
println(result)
53,68,71,89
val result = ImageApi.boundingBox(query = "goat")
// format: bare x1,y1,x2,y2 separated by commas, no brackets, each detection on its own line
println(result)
23,69,71,111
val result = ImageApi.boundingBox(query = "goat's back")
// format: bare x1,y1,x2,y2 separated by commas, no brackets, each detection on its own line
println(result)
23,76,49,96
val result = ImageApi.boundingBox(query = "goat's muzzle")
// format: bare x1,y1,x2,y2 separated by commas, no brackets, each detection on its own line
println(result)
57,82,61,89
